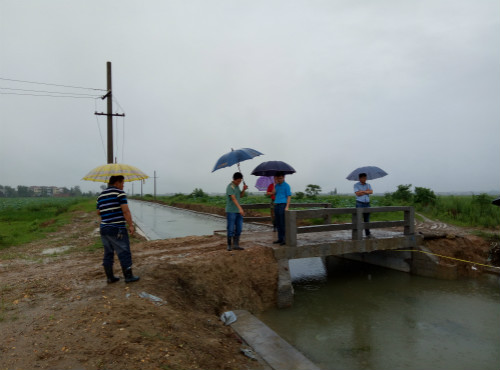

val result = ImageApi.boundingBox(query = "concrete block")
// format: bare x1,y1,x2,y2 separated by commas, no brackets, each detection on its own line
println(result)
231,310,321,370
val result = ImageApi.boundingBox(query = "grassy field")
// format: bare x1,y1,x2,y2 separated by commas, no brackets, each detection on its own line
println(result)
0,197,95,249
2,191,499,251
149,192,500,229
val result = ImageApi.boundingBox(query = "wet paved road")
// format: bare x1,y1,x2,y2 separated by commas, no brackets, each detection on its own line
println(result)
129,200,269,240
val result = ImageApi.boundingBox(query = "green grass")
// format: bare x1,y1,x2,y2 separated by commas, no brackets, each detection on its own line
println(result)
0,197,95,249
144,192,500,229
418,195,500,228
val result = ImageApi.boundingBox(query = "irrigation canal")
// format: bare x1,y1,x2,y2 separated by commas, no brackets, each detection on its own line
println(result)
129,200,500,370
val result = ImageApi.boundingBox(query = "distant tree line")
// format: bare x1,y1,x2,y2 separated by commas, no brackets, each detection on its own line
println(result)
0,184,96,198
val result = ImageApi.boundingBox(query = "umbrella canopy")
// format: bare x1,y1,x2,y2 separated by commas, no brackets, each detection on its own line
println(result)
255,176,274,191
251,161,296,176
492,197,500,207
346,166,388,181
82,163,149,183
212,148,263,173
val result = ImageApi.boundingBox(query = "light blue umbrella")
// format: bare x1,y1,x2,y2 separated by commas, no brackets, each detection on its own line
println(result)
346,166,388,181
212,148,263,173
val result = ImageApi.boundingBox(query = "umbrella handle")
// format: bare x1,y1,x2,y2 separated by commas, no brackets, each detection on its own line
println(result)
237,161,247,186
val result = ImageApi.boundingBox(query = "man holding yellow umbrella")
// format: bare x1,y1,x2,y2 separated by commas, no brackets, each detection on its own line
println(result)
83,163,148,284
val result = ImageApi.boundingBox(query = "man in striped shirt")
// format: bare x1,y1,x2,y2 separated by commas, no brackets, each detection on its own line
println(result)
97,175,139,283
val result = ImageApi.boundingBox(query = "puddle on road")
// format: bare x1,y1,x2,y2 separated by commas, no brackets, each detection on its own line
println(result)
41,245,73,255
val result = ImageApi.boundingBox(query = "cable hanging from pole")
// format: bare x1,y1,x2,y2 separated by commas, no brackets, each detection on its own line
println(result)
0,92,101,99
0,77,107,91
0,86,102,97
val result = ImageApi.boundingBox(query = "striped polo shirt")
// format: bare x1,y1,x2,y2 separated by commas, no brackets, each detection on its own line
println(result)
97,186,128,228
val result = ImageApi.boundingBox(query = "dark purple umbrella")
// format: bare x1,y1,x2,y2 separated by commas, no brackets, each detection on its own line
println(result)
492,197,500,207
251,161,296,176
255,176,274,191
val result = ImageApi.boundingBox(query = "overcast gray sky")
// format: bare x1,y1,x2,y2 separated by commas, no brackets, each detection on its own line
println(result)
1,0,499,196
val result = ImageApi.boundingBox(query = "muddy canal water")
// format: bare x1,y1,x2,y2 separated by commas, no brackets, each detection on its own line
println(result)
258,259,500,370
129,200,500,370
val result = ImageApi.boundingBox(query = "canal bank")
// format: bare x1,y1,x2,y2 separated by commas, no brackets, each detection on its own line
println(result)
129,199,500,370
0,216,280,370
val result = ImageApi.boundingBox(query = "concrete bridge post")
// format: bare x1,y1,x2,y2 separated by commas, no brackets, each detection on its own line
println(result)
404,208,415,235
352,208,364,240
285,211,297,247
276,259,294,308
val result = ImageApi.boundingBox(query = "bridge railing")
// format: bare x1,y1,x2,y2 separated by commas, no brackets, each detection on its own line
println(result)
285,206,415,246
242,203,332,223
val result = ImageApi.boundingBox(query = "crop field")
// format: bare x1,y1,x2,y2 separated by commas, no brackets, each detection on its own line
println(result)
0,197,94,249
151,191,500,229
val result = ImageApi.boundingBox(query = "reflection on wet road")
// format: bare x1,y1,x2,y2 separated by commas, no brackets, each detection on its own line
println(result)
128,200,227,240
128,199,266,240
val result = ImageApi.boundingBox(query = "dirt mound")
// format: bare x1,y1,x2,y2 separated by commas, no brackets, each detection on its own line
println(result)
0,213,276,370
424,234,492,276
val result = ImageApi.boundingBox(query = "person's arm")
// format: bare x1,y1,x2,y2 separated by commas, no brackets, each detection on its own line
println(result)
120,204,135,236
355,187,373,196
285,184,292,210
230,194,245,216
266,184,273,197
241,184,249,197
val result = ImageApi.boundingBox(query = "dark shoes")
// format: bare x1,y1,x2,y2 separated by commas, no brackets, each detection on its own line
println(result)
104,265,120,284
122,266,140,283
273,240,286,245
104,265,139,283
228,236,244,251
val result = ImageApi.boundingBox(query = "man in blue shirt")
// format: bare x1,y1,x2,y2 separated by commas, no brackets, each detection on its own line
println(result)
272,172,292,245
354,173,373,237
97,175,140,283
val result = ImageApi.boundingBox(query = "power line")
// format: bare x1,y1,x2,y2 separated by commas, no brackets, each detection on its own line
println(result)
0,77,107,91
0,86,101,98
112,96,126,115
0,92,100,99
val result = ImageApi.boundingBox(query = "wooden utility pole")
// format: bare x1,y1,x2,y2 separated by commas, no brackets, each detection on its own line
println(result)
106,62,113,164
154,170,157,199
95,61,125,164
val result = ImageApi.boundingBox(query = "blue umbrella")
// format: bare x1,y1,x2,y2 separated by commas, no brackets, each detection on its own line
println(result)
251,161,296,176
346,166,388,181
212,148,263,173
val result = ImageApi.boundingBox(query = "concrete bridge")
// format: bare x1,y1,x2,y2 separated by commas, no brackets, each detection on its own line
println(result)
243,205,427,308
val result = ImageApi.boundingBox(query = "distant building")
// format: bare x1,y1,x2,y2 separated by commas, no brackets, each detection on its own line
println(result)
29,186,64,197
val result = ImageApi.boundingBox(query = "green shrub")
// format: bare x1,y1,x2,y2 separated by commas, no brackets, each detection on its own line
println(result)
414,187,437,206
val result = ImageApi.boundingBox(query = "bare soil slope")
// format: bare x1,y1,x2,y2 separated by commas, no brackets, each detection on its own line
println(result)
0,211,277,370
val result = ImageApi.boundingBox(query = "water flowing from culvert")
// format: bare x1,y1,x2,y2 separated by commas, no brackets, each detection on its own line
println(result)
128,200,500,370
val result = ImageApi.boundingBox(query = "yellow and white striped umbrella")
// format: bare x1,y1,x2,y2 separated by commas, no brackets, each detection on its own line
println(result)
82,163,149,183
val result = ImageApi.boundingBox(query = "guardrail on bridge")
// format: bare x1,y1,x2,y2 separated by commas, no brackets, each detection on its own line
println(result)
242,203,332,223
284,206,415,246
